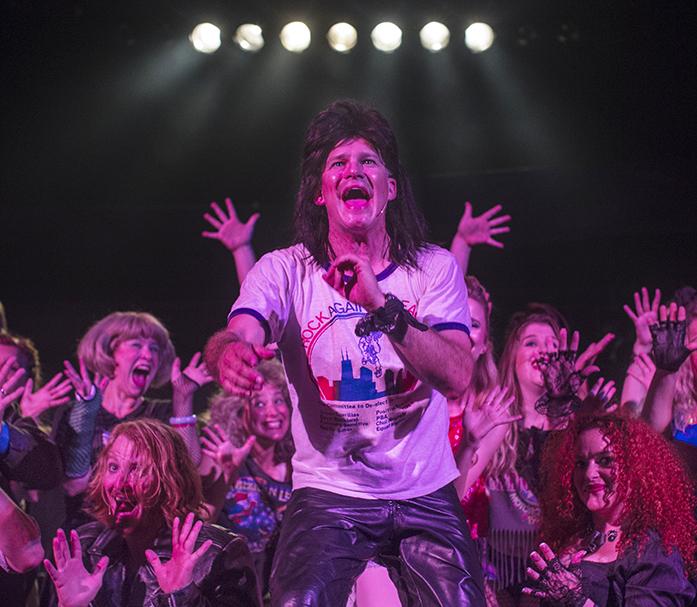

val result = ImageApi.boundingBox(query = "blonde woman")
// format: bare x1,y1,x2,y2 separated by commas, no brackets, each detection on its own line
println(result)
457,304,612,605
199,359,292,597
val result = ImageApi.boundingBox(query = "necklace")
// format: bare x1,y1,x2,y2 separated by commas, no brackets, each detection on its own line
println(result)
586,527,619,553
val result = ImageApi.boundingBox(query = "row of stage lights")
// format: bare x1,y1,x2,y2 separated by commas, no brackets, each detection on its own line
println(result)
189,21,496,55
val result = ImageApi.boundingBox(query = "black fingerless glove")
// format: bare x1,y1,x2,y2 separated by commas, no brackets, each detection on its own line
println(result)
651,320,690,373
535,350,583,418
355,293,428,342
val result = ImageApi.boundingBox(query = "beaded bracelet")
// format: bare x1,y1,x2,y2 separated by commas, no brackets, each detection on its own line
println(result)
169,414,197,427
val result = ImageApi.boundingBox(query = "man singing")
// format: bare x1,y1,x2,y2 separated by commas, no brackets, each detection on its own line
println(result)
205,100,484,606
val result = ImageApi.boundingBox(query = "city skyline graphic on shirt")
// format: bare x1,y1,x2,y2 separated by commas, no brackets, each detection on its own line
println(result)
315,351,417,401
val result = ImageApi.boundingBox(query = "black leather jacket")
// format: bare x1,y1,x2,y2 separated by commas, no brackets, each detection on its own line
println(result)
51,520,261,607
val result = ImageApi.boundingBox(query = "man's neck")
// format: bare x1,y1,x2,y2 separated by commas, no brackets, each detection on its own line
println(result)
328,227,390,272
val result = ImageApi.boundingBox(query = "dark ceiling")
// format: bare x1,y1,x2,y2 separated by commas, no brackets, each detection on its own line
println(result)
2,1,696,385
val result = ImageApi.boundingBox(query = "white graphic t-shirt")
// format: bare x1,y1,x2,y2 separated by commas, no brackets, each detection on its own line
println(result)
229,244,471,500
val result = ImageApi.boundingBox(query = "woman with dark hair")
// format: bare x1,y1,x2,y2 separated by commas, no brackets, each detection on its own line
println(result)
198,359,292,597
44,418,260,606
524,413,696,605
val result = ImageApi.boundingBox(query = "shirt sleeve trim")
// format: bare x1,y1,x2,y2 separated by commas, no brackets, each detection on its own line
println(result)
227,308,272,345
432,322,470,335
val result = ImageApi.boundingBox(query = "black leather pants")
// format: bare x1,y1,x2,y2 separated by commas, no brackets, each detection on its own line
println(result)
270,484,485,606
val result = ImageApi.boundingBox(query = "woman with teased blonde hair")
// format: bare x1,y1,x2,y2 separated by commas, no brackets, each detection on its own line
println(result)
45,418,260,607
199,358,293,598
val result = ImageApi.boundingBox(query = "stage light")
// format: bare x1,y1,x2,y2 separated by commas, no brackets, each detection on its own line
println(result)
371,22,402,53
419,22,450,52
234,24,264,52
189,23,222,54
280,21,311,53
465,22,495,53
327,22,357,53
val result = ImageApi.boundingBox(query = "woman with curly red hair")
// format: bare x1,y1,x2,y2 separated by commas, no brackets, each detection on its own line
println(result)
524,413,697,605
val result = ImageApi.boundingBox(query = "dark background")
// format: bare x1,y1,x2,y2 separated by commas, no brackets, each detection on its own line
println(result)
2,1,695,393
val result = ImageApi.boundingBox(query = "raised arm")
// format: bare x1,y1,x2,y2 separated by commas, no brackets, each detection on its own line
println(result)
199,423,255,520
202,197,259,284
453,387,520,500
620,352,656,416
621,288,661,416
1,357,63,490
0,485,43,572
60,358,108,495
449,202,511,274
170,352,212,466
643,304,696,433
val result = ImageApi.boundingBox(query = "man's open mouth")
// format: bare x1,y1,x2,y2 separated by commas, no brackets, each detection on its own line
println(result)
342,186,370,202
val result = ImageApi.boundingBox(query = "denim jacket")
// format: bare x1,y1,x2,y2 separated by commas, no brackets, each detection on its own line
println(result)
53,520,261,607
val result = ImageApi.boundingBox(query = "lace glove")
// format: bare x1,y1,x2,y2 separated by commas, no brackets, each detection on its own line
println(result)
651,319,690,373
525,544,597,607
527,562,590,606
535,349,583,418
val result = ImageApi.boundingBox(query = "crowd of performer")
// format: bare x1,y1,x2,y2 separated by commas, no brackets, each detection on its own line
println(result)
1,100,696,606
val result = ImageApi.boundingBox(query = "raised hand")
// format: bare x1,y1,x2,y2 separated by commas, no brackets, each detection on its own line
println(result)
44,528,109,607
63,358,108,401
536,329,600,418
651,303,696,373
454,202,511,249
0,356,26,414
171,352,213,397
323,253,385,311
20,372,72,420
217,340,275,397
579,377,617,415
460,386,520,446
523,543,587,604
145,513,213,594
623,287,661,355
202,198,260,254
200,424,255,485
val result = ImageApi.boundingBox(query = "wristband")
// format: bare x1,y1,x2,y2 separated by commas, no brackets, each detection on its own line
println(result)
0,423,10,457
170,414,197,427
355,293,428,341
